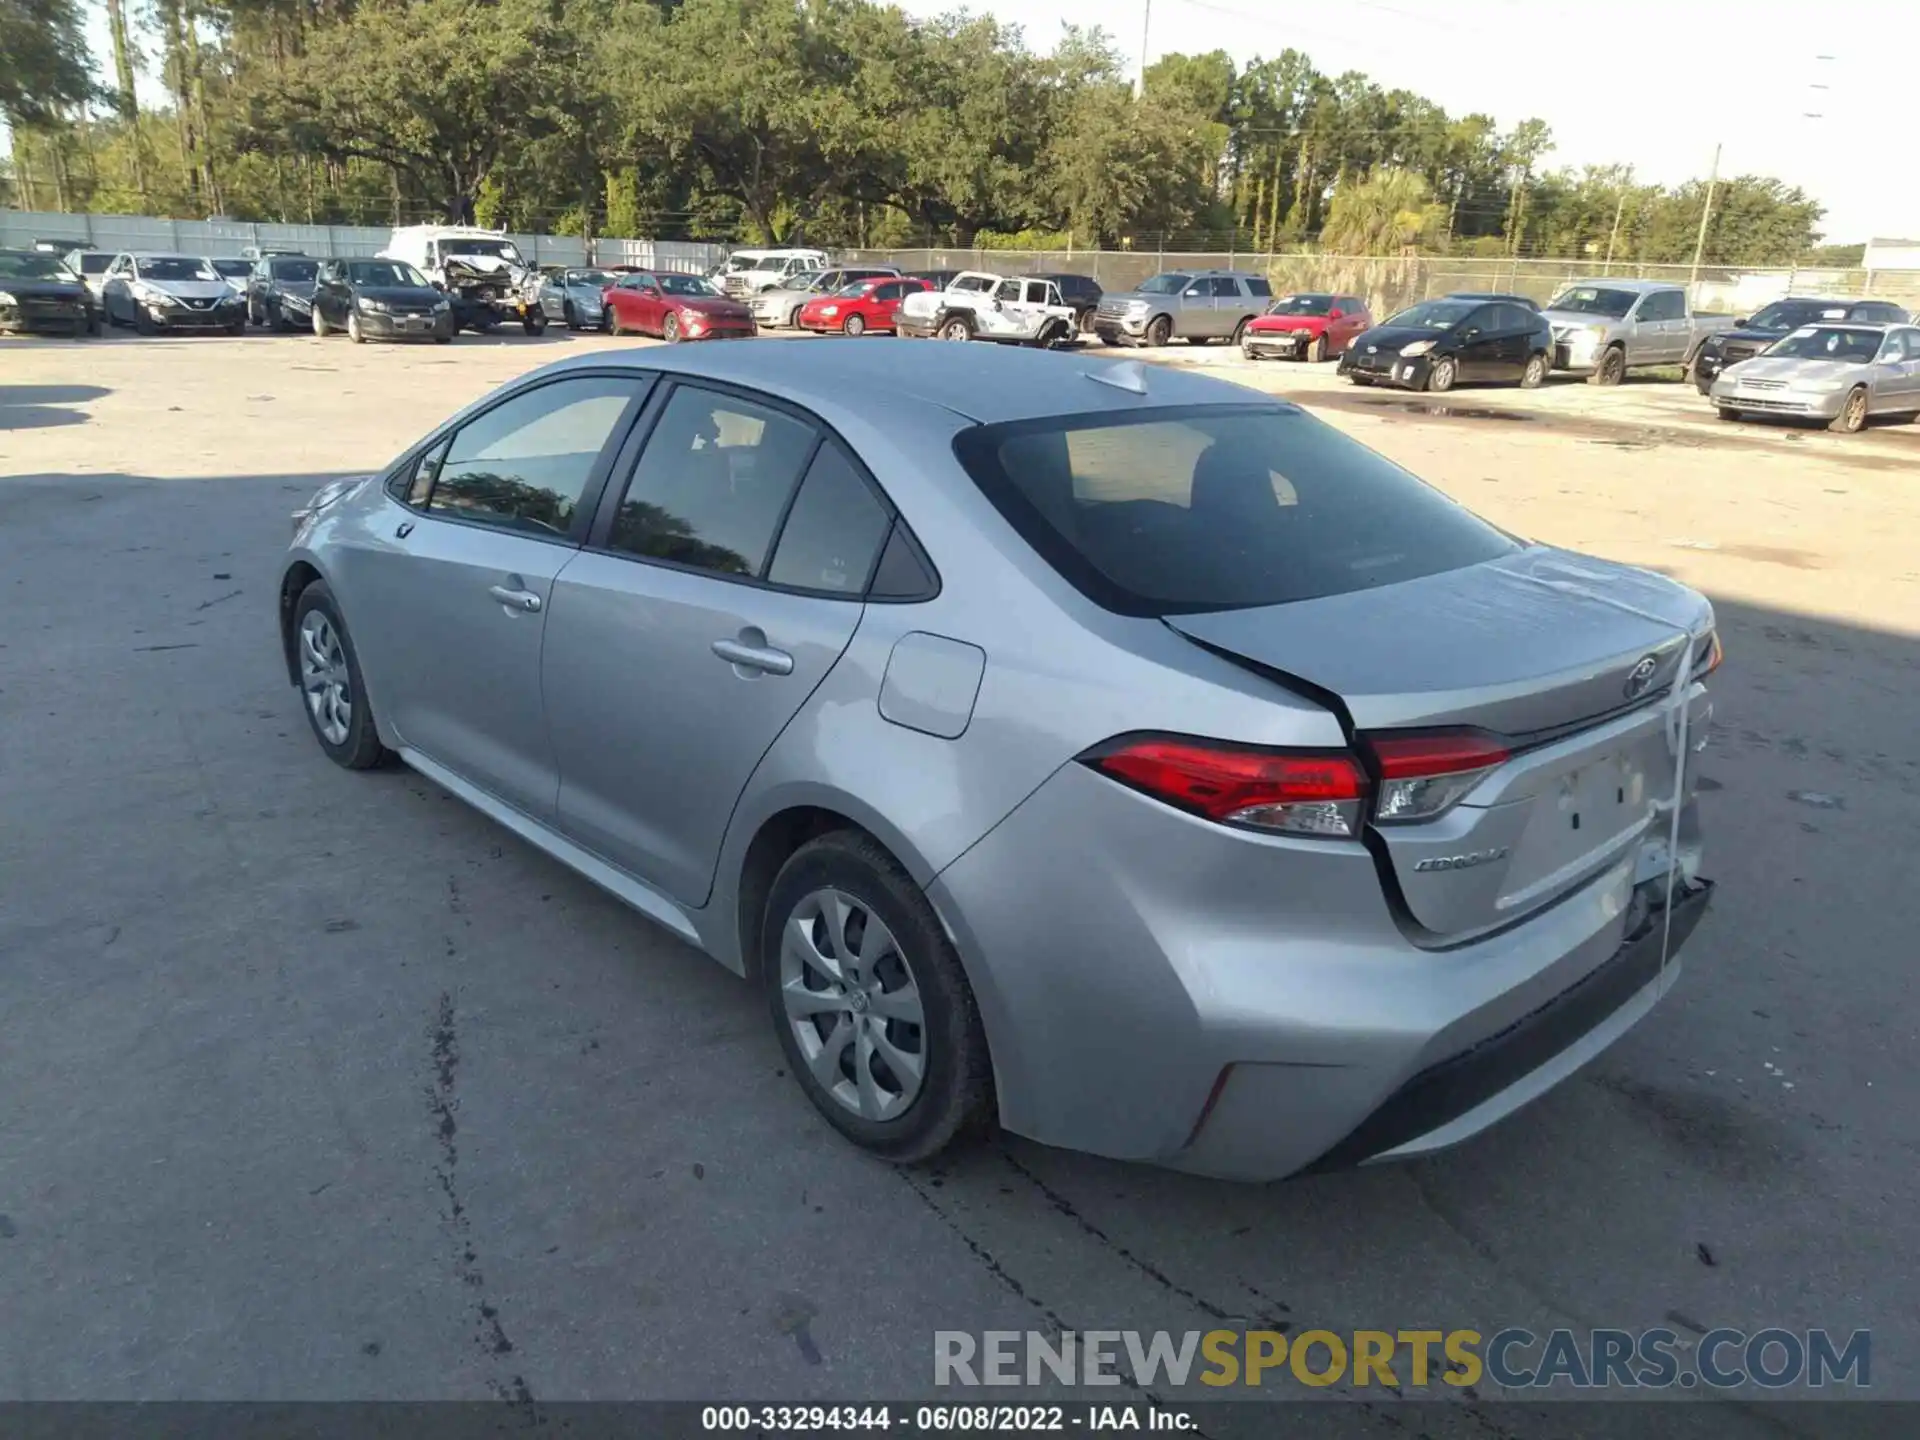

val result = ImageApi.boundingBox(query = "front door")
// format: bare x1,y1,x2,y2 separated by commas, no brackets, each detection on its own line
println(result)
334,373,650,819
543,382,890,905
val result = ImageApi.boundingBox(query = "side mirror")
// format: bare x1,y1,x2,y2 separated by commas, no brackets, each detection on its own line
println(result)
1184,287,1204,297
1328,308,1345,320
1735,316,1750,327
1461,326,1481,340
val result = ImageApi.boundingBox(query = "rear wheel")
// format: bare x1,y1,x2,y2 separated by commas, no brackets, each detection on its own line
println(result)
1828,386,1869,434
1520,352,1547,388
763,830,993,1163
1426,356,1458,393
1306,334,1327,364
843,312,865,337
1589,344,1626,386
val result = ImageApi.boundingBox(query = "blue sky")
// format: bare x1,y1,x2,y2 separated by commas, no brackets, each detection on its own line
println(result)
899,0,1920,244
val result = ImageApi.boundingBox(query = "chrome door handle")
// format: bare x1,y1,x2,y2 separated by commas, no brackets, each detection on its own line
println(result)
712,638,794,675
488,584,542,613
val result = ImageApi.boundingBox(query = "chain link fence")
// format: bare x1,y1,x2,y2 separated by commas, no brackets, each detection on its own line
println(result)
839,247,1920,318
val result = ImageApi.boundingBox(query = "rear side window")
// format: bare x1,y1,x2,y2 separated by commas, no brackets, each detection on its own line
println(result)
1207,277,1242,298
428,376,641,537
1246,278,1273,297
767,445,891,595
952,407,1517,617
608,385,817,578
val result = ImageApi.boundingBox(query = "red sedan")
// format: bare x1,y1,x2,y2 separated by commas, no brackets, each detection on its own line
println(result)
605,270,755,342
798,275,932,336
1241,292,1372,362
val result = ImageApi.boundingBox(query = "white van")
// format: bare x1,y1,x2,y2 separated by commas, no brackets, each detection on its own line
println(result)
716,247,830,297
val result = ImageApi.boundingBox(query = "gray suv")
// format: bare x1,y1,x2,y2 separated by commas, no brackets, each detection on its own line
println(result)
1094,269,1273,347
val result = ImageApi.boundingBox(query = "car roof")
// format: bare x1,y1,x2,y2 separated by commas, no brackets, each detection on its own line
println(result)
526,339,1281,427
1559,278,1675,293
127,252,208,262
1783,321,1897,333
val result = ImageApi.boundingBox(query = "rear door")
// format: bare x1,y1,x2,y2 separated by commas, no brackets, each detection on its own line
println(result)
335,372,652,819
1489,304,1535,378
1454,305,1503,379
542,382,892,905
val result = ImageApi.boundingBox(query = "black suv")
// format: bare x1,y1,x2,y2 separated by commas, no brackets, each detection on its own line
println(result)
1029,271,1103,332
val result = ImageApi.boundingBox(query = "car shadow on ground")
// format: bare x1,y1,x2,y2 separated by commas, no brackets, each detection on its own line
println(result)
0,383,108,430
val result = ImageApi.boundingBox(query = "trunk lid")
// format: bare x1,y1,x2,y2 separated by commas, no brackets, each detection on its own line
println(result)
1166,547,1713,937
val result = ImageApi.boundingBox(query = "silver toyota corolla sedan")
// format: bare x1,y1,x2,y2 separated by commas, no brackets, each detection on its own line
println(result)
279,342,1717,1179
1710,321,1920,432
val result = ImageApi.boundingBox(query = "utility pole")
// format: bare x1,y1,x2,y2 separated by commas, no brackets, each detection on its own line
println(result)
1603,167,1632,274
1136,0,1151,97
1687,143,1721,301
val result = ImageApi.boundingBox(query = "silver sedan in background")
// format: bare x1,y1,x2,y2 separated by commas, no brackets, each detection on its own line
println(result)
1710,322,1920,432
279,342,1716,1180
537,267,619,329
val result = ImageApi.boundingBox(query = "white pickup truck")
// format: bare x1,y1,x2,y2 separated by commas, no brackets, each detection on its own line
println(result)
896,271,1079,346
1542,279,1738,384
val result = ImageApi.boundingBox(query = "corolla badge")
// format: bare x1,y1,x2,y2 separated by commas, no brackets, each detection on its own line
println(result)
1414,847,1510,873
1624,654,1661,699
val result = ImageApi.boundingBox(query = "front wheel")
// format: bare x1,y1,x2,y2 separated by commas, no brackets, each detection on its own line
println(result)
763,831,994,1164
347,311,366,344
524,309,547,336
1589,345,1625,386
1425,356,1457,393
292,580,388,771
843,312,865,337
662,312,681,343
1828,386,1868,434
608,307,625,337
1230,317,1250,347
1145,315,1172,348
1715,407,1741,422
1306,334,1327,364
1520,353,1547,389
938,316,973,342
312,307,330,338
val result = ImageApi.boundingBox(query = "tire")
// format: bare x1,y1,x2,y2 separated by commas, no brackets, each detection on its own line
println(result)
1306,333,1327,364
662,312,681,343
1145,314,1172,348
1520,352,1547,389
1828,386,1868,434
608,307,625,337
134,309,157,337
227,318,245,336
1715,407,1741,422
1349,374,1375,387
312,306,330,338
762,830,993,1164
1426,355,1458,393
434,331,453,345
291,580,388,771
843,312,865,337
1077,307,1096,335
937,315,973,342
563,301,577,330
1230,316,1250,347
347,311,366,344
1589,345,1626,386
789,305,806,329
524,310,547,336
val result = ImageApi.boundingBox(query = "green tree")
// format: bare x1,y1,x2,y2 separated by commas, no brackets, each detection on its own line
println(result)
1,0,93,124
1319,167,1444,255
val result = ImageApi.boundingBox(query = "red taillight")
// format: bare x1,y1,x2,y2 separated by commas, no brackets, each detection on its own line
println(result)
1084,736,1368,838
1364,730,1511,824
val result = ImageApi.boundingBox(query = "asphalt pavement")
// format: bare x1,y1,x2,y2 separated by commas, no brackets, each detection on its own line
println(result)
2,336,1916,1438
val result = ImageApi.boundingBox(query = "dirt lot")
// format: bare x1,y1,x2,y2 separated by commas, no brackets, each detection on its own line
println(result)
3,328,1917,1429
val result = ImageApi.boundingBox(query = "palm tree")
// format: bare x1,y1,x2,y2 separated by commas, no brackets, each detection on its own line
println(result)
1319,167,1444,256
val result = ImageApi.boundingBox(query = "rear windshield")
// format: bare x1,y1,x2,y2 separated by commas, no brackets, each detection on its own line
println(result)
952,406,1517,616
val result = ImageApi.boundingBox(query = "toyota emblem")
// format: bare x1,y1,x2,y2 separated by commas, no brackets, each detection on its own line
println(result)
1623,655,1660,698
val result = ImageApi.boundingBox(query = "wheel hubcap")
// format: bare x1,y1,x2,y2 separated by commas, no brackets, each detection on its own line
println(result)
780,887,927,1122
298,611,352,746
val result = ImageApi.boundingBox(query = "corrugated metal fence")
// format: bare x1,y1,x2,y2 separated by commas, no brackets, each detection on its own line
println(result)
0,209,727,274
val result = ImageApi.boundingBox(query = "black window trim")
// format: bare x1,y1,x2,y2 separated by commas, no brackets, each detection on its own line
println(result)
581,374,941,605
379,369,658,548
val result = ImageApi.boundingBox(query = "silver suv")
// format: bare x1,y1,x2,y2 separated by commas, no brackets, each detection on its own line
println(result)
1094,270,1273,347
